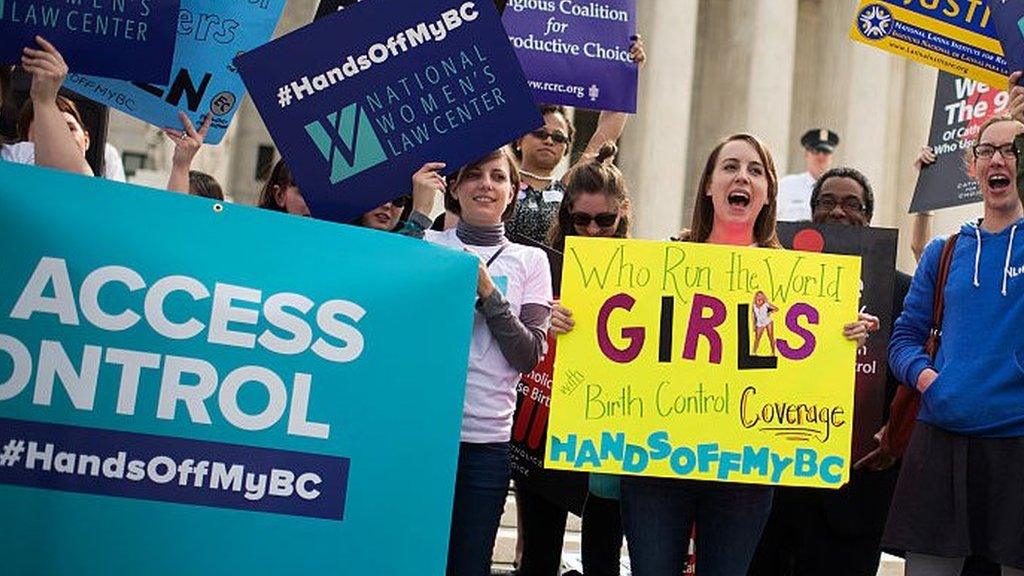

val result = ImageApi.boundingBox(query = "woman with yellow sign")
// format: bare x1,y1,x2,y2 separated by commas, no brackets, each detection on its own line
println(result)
550,133,873,574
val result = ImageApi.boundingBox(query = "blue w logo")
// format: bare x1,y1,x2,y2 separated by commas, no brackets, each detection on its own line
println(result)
304,103,388,184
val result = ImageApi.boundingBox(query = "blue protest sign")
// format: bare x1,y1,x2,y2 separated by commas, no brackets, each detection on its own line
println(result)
502,0,637,112
236,0,542,223
989,0,1024,78
315,0,508,20
63,0,285,145
0,161,477,576
0,0,179,83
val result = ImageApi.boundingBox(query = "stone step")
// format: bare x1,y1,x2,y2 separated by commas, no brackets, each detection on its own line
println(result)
491,489,907,576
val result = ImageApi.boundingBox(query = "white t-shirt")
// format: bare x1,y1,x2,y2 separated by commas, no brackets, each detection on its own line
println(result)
776,171,816,222
0,141,34,164
103,143,127,182
0,141,125,182
425,229,553,443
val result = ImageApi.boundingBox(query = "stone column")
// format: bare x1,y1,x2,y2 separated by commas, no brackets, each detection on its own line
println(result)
617,0,700,240
892,65,942,272
683,0,798,224
744,0,799,168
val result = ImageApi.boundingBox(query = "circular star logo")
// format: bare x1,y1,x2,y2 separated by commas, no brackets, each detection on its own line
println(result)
857,4,893,40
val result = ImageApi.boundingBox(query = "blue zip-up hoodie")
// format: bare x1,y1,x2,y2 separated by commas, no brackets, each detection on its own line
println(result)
889,219,1024,437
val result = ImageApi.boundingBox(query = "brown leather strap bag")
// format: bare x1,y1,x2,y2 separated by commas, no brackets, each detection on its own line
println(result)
879,232,959,458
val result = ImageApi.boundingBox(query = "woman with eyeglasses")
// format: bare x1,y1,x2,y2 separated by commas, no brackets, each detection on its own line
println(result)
513,142,631,576
882,73,1024,575
506,36,645,245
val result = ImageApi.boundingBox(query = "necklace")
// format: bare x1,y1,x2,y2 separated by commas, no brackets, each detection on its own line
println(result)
519,168,555,182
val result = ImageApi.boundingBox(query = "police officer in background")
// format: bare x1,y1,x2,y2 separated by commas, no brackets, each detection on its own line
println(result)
777,129,840,222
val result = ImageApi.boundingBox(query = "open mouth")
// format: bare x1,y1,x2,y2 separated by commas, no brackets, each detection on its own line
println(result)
988,174,1011,191
473,195,497,204
727,190,751,207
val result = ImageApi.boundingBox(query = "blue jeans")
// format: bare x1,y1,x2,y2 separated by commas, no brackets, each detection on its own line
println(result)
620,475,773,576
446,442,510,576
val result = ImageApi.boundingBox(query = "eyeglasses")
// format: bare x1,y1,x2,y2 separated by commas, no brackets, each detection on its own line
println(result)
529,128,570,145
974,142,1019,160
814,196,865,213
570,212,618,228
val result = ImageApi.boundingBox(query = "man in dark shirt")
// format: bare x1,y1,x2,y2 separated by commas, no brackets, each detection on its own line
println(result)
748,167,911,576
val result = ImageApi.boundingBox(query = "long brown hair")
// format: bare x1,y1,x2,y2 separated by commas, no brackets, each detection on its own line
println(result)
682,133,780,248
548,142,629,251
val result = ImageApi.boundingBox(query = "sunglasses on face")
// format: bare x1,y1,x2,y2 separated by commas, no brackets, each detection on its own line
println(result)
529,128,570,145
570,212,618,228
813,196,865,213
390,195,412,208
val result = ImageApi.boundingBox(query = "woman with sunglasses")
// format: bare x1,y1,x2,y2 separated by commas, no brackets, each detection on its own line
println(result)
402,153,552,576
547,142,629,251
507,36,645,245
256,157,414,231
358,195,412,231
512,142,630,576
881,74,1024,576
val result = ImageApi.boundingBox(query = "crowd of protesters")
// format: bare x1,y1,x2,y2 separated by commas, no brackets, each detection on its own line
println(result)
6,30,1024,576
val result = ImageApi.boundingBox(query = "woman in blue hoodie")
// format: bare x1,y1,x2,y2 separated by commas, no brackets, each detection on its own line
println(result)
884,74,1024,575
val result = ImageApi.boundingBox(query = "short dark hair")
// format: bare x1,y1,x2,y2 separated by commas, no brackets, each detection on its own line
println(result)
810,167,874,221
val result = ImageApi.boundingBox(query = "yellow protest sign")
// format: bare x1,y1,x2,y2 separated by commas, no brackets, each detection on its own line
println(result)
849,0,1007,88
545,238,861,488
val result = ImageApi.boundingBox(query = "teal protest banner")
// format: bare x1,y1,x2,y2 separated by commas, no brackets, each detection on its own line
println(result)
0,162,477,575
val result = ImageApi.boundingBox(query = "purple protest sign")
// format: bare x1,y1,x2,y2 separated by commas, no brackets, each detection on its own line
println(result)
502,0,637,113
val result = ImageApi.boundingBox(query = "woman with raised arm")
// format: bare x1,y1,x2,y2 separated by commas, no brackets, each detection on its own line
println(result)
506,36,645,245
404,152,552,576
2,36,92,176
